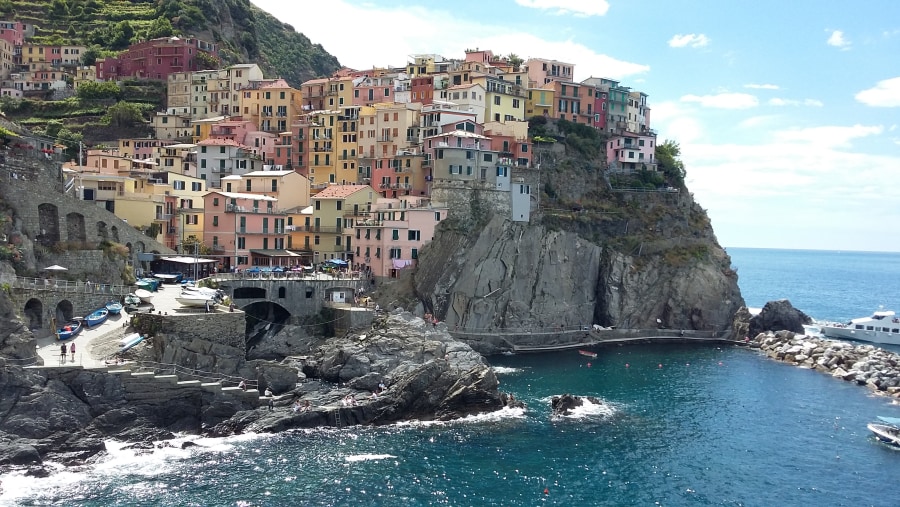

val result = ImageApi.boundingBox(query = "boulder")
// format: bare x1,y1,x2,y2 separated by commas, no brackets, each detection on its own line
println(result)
748,300,812,337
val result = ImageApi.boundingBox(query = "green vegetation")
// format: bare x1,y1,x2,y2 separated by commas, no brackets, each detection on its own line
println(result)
655,140,686,187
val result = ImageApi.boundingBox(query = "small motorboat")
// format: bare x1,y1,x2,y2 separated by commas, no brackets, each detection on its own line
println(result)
155,273,183,284
105,301,123,315
56,320,83,341
578,350,598,359
176,295,215,308
85,308,109,327
868,417,900,447
134,289,154,303
119,333,145,352
136,278,160,292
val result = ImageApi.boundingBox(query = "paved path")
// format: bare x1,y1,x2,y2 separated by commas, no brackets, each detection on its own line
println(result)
35,310,132,368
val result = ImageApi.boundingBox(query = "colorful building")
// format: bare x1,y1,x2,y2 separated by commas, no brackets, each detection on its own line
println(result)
202,191,285,270
97,36,218,81
307,184,376,264
606,133,658,173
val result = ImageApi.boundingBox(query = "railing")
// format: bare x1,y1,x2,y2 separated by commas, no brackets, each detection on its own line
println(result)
155,213,173,221
295,225,341,233
12,276,130,295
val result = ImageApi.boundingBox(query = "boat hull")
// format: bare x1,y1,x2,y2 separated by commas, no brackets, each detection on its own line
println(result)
85,309,109,327
105,302,123,315
867,423,900,447
120,333,145,352
821,326,900,346
57,321,83,341
176,296,214,307
133,289,154,303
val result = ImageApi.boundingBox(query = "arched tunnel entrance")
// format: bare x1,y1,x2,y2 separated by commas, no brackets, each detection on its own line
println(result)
24,298,43,330
242,301,291,354
55,300,74,324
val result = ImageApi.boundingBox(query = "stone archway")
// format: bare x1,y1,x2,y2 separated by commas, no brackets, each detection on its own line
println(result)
111,225,120,242
234,286,266,299
24,298,42,330
37,203,60,246
66,212,86,243
97,221,108,241
134,241,145,254
55,299,74,323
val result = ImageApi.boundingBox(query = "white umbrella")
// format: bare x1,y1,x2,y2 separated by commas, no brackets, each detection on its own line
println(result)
44,265,68,271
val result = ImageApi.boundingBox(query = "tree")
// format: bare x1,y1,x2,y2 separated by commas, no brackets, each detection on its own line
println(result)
105,102,145,128
506,53,524,72
109,21,135,50
146,16,174,39
194,51,219,71
656,139,686,186
181,235,211,255
81,46,101,66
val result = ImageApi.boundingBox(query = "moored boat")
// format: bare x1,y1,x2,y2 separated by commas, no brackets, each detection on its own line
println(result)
85,308,109,327
176,295,215,308
134,289,154,303
105,301,123,315
578,350,598,359
56,320,83,340
155,273,183,284
820,310,900,346
119,333,145,352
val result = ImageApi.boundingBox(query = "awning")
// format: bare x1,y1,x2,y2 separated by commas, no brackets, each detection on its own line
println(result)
159,256,217,264
249,249,308,258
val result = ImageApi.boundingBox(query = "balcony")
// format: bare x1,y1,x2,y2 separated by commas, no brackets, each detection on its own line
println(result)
297,225,341,233
154,213,173,221
211,244,225,252
378,136,393,143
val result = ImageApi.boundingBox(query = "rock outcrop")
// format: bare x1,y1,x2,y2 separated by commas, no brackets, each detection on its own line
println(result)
747,299,811,337
209,311,505,436
414,215,742,336
751,331,900,398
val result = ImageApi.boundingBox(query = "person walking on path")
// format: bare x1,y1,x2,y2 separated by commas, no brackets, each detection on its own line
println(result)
69,342,76,362
60,343,67,363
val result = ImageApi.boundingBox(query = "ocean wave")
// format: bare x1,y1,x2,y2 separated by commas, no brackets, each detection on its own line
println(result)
393,405,528,428
541,395,619,420
492,366,524,374
344,453,397,462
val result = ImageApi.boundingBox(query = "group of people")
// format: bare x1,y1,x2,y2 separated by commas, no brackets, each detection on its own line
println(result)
292,400,311,413
59,342,75,362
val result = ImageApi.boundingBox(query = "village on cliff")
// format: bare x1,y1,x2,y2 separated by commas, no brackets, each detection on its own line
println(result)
0,25,658,275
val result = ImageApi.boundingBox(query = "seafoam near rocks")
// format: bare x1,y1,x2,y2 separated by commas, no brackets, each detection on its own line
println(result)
751,330,900,398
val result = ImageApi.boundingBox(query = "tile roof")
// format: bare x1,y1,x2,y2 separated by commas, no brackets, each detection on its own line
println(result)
313,184,370,199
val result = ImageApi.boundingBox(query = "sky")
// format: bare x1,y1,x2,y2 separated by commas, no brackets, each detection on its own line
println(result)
250,0,900,252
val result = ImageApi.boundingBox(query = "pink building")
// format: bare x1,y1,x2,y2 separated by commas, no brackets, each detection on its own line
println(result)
606,133,657,173
203,191,287,271
353,196,448,278
0,21,28,47
98,36,218,81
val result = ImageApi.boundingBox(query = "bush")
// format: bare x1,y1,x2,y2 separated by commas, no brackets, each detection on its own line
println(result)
77,81,122,100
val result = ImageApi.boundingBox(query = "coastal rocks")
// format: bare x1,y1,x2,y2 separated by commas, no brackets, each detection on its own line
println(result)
209,311,505,436
748,300,811,337
550,394,605,416
752,331,900,398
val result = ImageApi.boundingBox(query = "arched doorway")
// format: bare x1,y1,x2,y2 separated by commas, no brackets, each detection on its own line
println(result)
37,203,60,246
97,221,108,241
111,225,120,242
55,299,74,323
66,212,86,243
24,298,42,330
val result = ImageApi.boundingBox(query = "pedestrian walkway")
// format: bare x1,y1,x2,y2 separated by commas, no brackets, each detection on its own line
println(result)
34,310,132,368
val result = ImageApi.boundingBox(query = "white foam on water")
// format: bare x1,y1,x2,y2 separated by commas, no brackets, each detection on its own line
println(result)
542,395,619,420
344,453,397,462
492,366,524,374
748,307,762,316
393,405,528,428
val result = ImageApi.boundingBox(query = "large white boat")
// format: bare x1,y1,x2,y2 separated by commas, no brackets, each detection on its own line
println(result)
820,310,900,346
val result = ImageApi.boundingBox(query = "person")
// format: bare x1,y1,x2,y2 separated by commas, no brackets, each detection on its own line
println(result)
69,342,75,362
205,300,210,313
378,381,386,393
238,379,247,391
302,400,311,412
60,343,67,362
265,387,274,410
292,400,302,413
229,301,235,312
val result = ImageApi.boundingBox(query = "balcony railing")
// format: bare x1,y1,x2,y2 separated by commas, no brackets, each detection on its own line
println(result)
225,204,287,215
296,225,341,233
155,213,173,221
211,244,225,252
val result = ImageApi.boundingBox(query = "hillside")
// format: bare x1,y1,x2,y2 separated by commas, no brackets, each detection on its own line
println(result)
0,0,341,87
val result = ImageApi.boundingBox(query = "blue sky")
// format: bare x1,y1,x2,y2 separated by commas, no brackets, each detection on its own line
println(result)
251,0,900,252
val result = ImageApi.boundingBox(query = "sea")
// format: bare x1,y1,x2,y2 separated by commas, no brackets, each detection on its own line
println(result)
2,247,900,506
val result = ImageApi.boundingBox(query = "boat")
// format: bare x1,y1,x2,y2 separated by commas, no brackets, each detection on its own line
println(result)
820,310,900,346
578,350,598,359
136,278,160,292
85,308,109,327
105,301,123,315
176,295,216,308
134,289,154,303
56,320,83,340
119,333,145,352
155,273,183,284
867,416,900,447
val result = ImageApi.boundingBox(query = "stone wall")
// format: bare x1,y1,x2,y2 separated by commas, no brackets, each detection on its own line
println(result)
431,167,540,225
10,284,130,335
219,278,366,319
132,311,245,348
0,153,173,263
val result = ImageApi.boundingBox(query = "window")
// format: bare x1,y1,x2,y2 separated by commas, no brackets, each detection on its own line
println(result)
314,235,320,245
493,96,501,105
213,198,219,206
246,180,252,191
212,216,218,226
192,182,202,191
412,248,418,259
392,229,399,240
237,237,245,249
336,201,342,211
512,99,520,108
173,180,185,190
483,153,493,162
271,179,278,192
408,230,420,241
435,212,442,222
389,248,401,259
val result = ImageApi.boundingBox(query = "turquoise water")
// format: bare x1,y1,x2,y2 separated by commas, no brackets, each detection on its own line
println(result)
4,249,900,506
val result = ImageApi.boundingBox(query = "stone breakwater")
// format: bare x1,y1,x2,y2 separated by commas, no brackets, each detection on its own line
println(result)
752,330,900,398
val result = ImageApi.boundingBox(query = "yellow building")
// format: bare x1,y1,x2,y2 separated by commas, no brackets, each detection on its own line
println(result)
526,85,556,118
304,110,338,188
238,78,304,134
72,66,97,89
307,184,376,263
219,170,311,210
473,75,526,122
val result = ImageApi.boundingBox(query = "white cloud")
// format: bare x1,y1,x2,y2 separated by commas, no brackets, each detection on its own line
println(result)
249,0,645,80
680,93,758,109
737,115,782,129
826,29,851,49
514,0,609,17
744,83,779,90
855,77,900,107
768,98,824,107
773,124,883,148
668,33,710,48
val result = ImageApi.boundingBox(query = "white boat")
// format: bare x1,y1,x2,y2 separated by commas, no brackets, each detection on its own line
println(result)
867,417,900,447
820,310,900,346
134,289,154,303
176,295,216,308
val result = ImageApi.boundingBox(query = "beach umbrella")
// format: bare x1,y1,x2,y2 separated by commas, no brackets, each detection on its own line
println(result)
43,265,68,271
